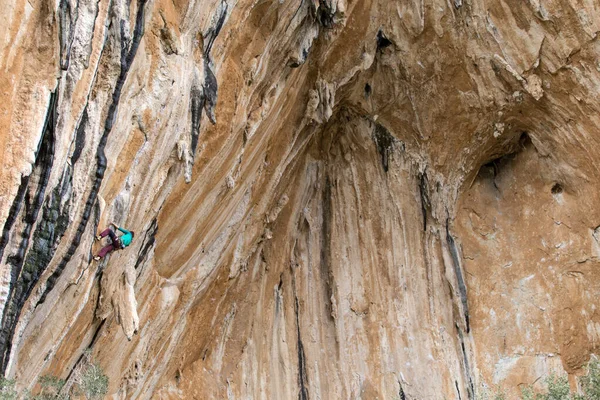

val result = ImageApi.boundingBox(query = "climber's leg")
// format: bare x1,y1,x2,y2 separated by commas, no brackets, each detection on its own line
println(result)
98,228,112,238
97,243,115,258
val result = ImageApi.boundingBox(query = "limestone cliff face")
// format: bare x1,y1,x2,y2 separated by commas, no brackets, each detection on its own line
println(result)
1,0,600,398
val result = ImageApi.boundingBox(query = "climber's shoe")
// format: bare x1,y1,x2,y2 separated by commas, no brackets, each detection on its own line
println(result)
93,256,101,261
95,235,102,241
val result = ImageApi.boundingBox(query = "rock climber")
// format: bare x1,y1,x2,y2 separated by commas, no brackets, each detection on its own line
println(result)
93,222,134,261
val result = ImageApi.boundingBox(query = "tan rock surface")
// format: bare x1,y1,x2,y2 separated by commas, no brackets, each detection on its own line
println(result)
0,0,599,398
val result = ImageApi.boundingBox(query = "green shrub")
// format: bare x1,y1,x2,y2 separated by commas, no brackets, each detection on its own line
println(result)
34,375,66,400
0,377,17,400
581,359,600,400
79,363,108,400
544,373,570,400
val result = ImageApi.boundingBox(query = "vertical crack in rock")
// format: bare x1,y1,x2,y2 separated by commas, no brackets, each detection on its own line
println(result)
291,273,309,400
457,326,475,399
133,218,158,275
0,90,58,373
446,221,469,333
455,380,462,400
418,173,430,231
320,176,335,319
37,0,149,306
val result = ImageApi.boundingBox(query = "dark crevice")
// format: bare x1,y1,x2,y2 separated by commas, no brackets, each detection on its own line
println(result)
291,273,309,400
477,132,531,191
190,86,204,158
37,0,149,306
63,318,106,384
316,0,335,28
455,380,462,400
364,83,371,97
457,325,475,399
134,218,158,276
551,183,563,194
0,90,58,373
320,176,334,319
399,381,406,400
0,177,30,264
418,173,430,231
70,107,88,165
446,221,470,333
295,295,309,400
274,273,283,318
376,30,393,51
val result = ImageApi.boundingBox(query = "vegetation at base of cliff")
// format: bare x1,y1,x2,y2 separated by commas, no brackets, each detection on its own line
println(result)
478,358,600,400
0,351,108,400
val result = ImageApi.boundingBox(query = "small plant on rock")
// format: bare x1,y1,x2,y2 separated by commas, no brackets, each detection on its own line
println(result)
79,362,108,400
0,377,17,400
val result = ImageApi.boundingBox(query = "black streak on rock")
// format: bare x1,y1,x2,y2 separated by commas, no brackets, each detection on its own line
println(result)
203,61,218,124
0,90,58,373
373,123,396,173
295,294,309,400
399,382,406,400
203,0,228,57
418,173,430,231
446,222,469,333
37,0,149,306
455,380,462,400
0,177,29,263
71,107,88,165
190,86,204,158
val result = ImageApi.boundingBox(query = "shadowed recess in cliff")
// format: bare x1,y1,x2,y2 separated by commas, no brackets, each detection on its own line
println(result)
37,0,149,306
0,90,58,373
134,218,158,277
314,0,336,28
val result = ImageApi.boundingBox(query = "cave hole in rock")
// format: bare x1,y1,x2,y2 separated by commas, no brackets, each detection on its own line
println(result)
551,183,563,195
475,132,532,189
365,83,372,97
376,30,392,51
